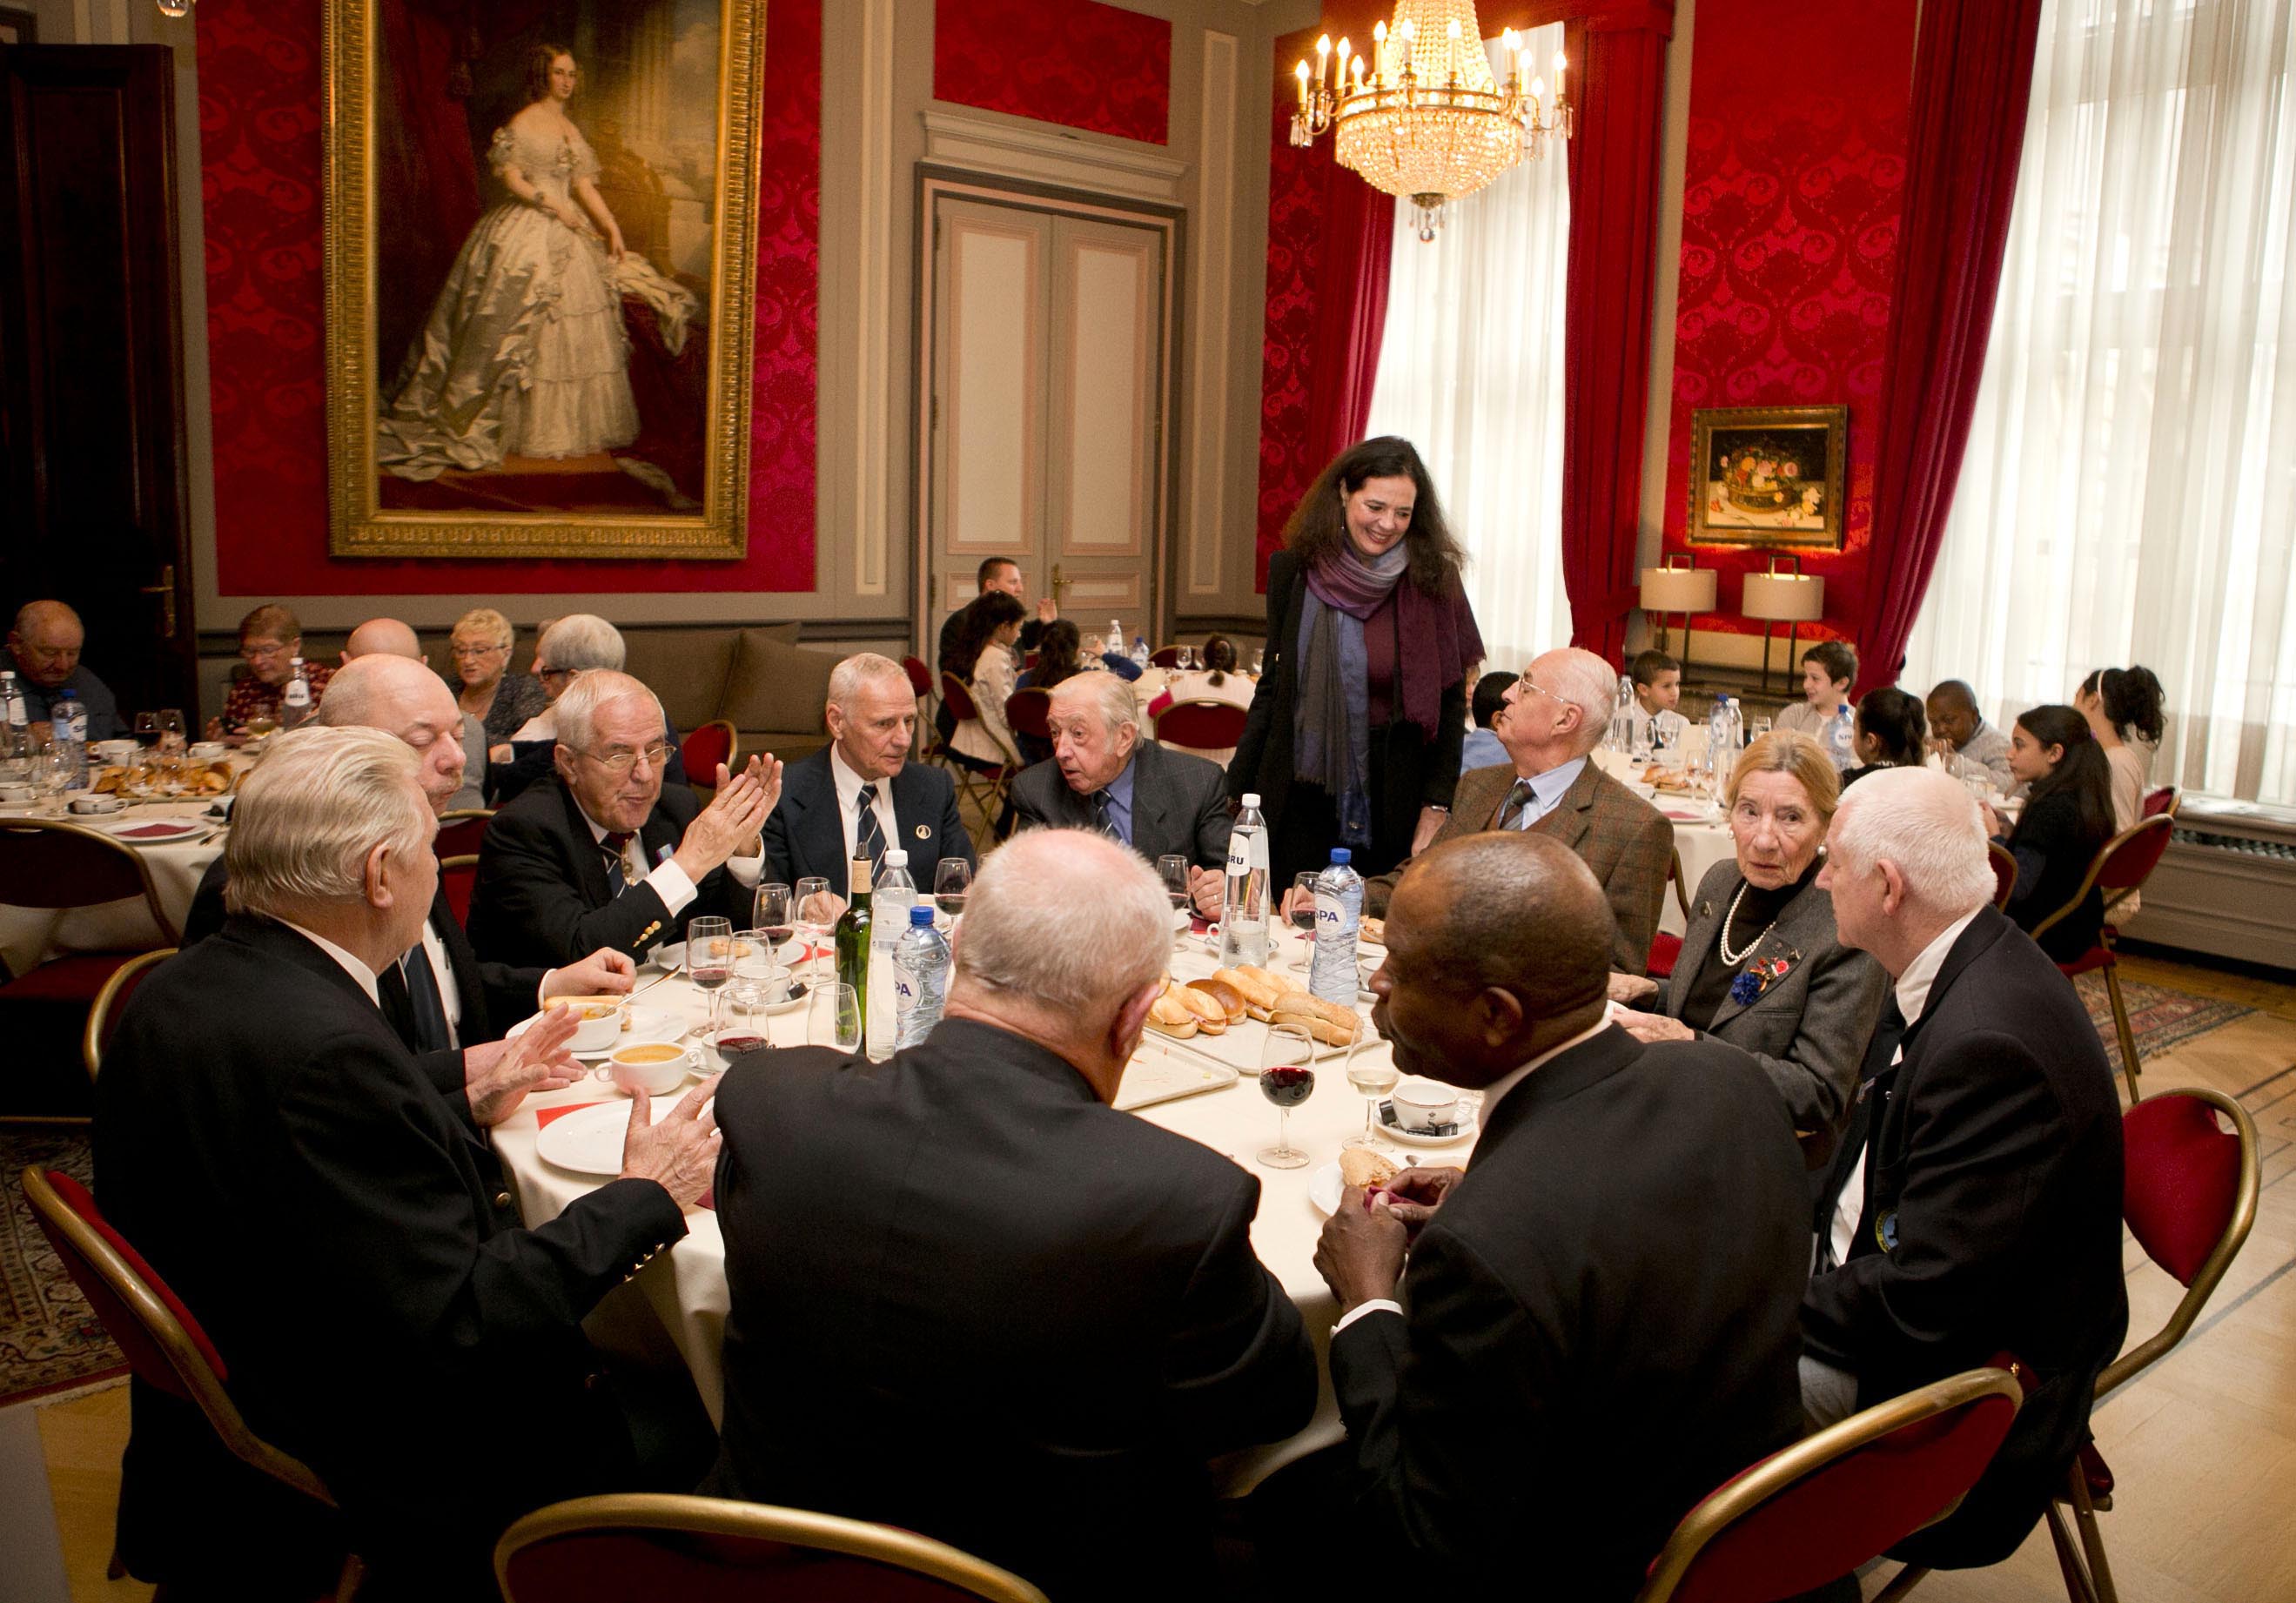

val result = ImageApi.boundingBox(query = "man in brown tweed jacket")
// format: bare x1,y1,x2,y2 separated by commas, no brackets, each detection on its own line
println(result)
1366,647,1674,974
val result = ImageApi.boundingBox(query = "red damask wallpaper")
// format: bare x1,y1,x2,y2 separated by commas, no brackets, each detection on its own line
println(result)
1660,0,1916,642
931,0,1171,145
199,0,821,598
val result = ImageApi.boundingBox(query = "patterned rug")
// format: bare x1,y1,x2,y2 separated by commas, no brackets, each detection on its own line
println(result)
2075,974,2254,1076
0,1127,124,1408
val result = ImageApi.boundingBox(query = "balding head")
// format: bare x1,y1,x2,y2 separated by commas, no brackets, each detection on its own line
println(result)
314,653,468,813
7,600,84,689
1817,766,1995,976
342,617,422,661
1497,647,1618,773
1371,831,1613,1088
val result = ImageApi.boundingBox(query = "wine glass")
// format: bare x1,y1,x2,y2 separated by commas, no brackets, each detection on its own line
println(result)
795,876,833,983
134,712,162,750
688,916,735,1035
753,882,795,963
158,708,186,752
1176,646,1194,674
1251,648,1265,676
1257,1022,1316,1170
35,741,72,815
1344,1042,1400,1150
1156,854,1191,947
933,857,970,926
1288,870,1320,967
807,981,862,1053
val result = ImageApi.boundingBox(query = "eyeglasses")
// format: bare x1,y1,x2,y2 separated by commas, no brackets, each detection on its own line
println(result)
450,643,507,660
1514,669,1554,701
536,665,574,684
577,741,670,775
240,640,292,661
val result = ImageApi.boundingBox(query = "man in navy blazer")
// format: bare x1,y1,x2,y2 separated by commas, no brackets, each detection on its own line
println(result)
761,653,973,907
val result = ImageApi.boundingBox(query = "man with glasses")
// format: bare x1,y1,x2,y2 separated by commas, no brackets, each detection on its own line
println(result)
1361,647,1673,975
495,614,688,805
471,669,782,968
209,603,332,739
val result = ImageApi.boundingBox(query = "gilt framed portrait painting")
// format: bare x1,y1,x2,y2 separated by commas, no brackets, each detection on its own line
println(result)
324,0,763,559
1687,405,1848,553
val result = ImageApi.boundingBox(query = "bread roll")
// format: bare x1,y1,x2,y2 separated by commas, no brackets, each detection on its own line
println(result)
1269,991,1360,1047
1236,963,1304,997
1166,981,1227,1034
1145,989,1199,1039
1212,966,1280,1018
1339,1147,1400,1190
1185,976,1245,1024
1359,916,1385,947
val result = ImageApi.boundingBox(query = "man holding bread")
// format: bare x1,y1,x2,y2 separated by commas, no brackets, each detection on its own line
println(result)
707,828,1313,1599
1306,830,1809,1595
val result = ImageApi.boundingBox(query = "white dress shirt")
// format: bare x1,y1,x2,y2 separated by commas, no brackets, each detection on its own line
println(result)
829,743,899,896
1504,756,1586,829
413,913,464,1048
579,808,763,915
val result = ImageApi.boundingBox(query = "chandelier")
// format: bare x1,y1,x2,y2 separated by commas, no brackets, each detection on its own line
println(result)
1291,1,1571,240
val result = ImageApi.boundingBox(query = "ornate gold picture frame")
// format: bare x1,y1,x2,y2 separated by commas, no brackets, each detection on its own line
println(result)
1687,405,1848,552
323,0,763,560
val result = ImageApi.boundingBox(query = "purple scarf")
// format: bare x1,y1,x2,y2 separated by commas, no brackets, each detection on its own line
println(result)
1304,543,1484,737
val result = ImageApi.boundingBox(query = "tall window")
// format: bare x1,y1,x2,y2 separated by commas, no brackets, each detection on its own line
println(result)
1365,23,1572,676
1901,0,2296,804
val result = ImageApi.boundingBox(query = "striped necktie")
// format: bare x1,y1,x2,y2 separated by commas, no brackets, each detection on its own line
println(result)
600,829,635,895
1497,779,1535,831
854,790,886,882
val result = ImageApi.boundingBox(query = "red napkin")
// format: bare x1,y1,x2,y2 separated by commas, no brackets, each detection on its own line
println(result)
118,822,192,839
534,1100,607,1130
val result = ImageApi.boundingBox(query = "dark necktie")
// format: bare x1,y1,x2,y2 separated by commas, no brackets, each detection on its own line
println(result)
1497,779,1535,831
1092,789,1123,843
854,791,885,882
378,936,451,1055
600,829,634,895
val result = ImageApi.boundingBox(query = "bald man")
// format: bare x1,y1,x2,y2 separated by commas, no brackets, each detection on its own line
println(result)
7,600,121,740
1306,831,1808,1596
339,616,486,808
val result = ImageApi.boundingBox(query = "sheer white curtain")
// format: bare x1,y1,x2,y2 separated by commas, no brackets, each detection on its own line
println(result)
1365,23,1572,676
1901,0,2296,804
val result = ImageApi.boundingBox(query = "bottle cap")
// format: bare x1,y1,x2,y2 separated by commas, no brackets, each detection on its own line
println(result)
883,849,907,868
1330,848,1351,863
1242,793,1261,808
910,904,934,926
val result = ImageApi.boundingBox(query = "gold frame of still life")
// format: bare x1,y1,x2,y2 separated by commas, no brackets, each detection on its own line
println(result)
1687,405,1848,553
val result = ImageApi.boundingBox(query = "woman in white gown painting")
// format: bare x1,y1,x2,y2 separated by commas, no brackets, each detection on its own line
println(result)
379,45,669,482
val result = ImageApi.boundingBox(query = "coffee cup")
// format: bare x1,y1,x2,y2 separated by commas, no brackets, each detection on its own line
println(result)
597,1041,698,1096
548,998,626,1054
92,740,138,765
1390,1077,1461,1132
189,741,227,761
0,783,31,804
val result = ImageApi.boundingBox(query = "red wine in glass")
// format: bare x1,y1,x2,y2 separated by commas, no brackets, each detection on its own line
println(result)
1260,1065,1315,1107
714,1034,769,1058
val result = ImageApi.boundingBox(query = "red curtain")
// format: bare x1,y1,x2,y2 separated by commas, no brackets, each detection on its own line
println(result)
1852,0,2046,694
1301,166,1395,480
1559,3,1676,661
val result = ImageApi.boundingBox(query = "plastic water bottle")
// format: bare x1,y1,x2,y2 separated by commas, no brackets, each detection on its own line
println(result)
1108,619,1125,661
1823,701,1856,772
1131,634,1151,673
0,671,29,783
1218,793,1270,968
865,849,916,1061
51,687,87,786
1610,674,1637,752
892,903,951,1049
279,658,314,730
1310,848,1363,1007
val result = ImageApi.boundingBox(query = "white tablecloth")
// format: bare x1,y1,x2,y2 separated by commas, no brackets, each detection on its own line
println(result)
1590,748,1733,937
0,799,224,972
491,932,1450,1496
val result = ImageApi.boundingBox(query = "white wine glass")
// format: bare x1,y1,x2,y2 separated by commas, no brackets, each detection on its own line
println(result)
1156,854,1191,947
807,981,862,1053
795,876,832,983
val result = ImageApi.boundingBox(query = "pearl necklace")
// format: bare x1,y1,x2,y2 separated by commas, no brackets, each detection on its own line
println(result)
1716,880,1776,967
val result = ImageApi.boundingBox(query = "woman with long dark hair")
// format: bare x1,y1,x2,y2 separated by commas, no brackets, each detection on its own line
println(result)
1985,705,2116,961
1230,437,1484,886
2077,665,2165,827
945,591,1027,773
1841,687,1926,788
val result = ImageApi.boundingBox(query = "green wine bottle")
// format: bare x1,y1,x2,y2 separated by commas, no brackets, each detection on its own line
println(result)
834,855,872,1030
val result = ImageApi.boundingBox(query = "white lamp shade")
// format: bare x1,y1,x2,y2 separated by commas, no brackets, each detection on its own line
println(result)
1742,572,1826,623
1641,567,1718,612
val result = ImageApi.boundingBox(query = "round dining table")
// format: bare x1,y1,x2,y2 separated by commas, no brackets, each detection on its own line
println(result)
0,797,226,973
490,923,1460,1498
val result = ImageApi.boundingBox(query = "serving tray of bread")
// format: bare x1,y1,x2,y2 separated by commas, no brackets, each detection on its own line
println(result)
1145,963,1364,1074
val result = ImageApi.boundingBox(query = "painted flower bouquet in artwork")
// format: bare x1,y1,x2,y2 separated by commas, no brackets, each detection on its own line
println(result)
1687,405,1847,549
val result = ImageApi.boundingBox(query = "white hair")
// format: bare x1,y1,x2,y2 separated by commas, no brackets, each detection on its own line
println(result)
1051,671,1138,741
553,669,664,754
828,652,910,712
537,613,625,673
956,830,1167,1019
1541,647,1619,754
1829,766,1994,916
225,728,431,918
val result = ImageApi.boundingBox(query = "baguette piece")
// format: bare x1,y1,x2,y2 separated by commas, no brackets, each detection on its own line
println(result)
1185,976,1246,1024
1212,965,1281,1019
1268,991,1360,1047
1339,1147,1400,1190
1165,980,1228,1035
1145,988,1199,1038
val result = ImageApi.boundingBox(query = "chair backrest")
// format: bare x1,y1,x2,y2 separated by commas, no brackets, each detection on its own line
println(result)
902,654,935,698
0,819,180,942
1003,687,1052,743
2029,814,2173,941
2099,1087,2259,1398
1152,699,1248,753
495,1493,1050,1603
1668,846,1690,920
681,719,737,781
433,808,494,861
938,671,982,725
1148,645,1182,669
20,1165,335,1507
83,946,175,1081
1986,841,2017,911
2141,785,2179,818
440,854,480,931
1636,1365,2025,1603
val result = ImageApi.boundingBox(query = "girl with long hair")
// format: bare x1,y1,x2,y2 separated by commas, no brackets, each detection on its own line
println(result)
1841,687,1926,788
2076,666,2165,827
1988,705,2116,961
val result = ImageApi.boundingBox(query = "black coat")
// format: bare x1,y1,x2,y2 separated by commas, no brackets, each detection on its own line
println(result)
1007,738,1233,872
2004,788,2109,962
1803,907,2126,1566
704,1018,1316,1598
1228,550,1469,881
1328,1025,1809,1597
467,777,750,969
93,916,685,1598
759,746,973,895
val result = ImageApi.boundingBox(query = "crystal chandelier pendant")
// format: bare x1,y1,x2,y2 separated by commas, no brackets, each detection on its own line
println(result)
156,0,193,16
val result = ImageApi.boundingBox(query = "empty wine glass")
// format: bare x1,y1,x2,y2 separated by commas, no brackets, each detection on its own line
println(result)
795,876,832,983
933,857,970,926
808,981,862,1053
35,741,72,815
1157,853,1191,946
1251,648,1265,676
1176,646,1194,673
1257,1022,1316,1170
688,916,735,1036
1342,1023,1393,1150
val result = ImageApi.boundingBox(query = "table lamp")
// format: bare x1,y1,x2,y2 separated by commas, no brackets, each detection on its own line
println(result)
1639,558,1717,669
1740,558,1826,694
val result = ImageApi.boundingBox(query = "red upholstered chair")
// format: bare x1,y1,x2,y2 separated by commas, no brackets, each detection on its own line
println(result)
1987,842,2017,911
433,808,494,861
1635,1363,2027,1603
903,655,938,760
20,1166,360,1598
680,719,738,788
1151,699,1248,755
494,1492,1048,1603
933,673,1013,824
1645,848,1692,980
1003,687,1052,748
1148,645,1183,669
81,946,174,1083
2140,786,2178,819
2031,815,2175,1103
440,854,480,931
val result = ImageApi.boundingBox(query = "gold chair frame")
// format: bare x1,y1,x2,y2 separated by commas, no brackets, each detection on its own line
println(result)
1635,1365,2026,1603
2030,814,2174,1103
1668,846,1691,923
1987,841,2017,910
494,1492,1049,1603
938,672,1017,832
0,815,184,946
81,946,176,1082
685,718,741,790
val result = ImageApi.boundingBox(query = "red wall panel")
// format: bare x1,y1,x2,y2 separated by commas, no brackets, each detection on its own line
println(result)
198,0,822,600
931,0,1171,145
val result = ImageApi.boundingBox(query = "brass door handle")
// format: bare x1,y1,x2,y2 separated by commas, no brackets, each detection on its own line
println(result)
1051,562,1070,600
139,566,177,639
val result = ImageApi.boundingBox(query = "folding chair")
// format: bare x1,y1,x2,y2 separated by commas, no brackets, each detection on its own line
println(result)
680,719,738,788
1150,699,1247,756
933,674,1014,828
1003,686,1053,759
903,655,937,757
2030,815,2174,1102
1148,645,1183,669
2139,787,2178,819
440,854,480,930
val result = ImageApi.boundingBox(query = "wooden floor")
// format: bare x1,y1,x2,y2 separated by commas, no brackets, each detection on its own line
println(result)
19,951,2296,1602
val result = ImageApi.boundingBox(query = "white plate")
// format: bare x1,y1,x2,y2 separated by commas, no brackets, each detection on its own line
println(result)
507,1004,681,1059
534,1099,682,1177
1309,1161,1346,1216
1375,1100,1479,1147
93,816,211,845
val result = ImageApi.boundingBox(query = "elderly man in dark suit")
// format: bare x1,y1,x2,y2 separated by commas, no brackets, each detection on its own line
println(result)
1804,766,2126,1567
761,652,973,916
182,653,634,1055
469,669,780,969
707,828,1315,1598
96,728,723,1601
1363,647,1673,974
1009,670,1230,916
1305,830,1809,1596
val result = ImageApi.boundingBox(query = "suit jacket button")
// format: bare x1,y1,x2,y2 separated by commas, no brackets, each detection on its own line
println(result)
493,1190,513,1210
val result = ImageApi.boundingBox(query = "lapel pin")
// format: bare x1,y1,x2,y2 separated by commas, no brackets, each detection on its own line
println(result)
914,823,930,839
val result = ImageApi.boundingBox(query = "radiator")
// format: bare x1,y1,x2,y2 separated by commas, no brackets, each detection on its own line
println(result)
2119,801,2296,971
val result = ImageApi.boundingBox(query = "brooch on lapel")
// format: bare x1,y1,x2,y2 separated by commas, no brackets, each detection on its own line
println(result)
913,824,930,840
1728,949,1801,1006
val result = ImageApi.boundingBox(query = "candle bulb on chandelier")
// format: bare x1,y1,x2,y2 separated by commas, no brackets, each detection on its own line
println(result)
1373,19,1388,84
1501,28,1520,89
1554,50,1568,102
1316,33,1331,93
1353,54,1366,92
1335,38,1349,93
1295,58,1310,110
1446,17,1462,84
